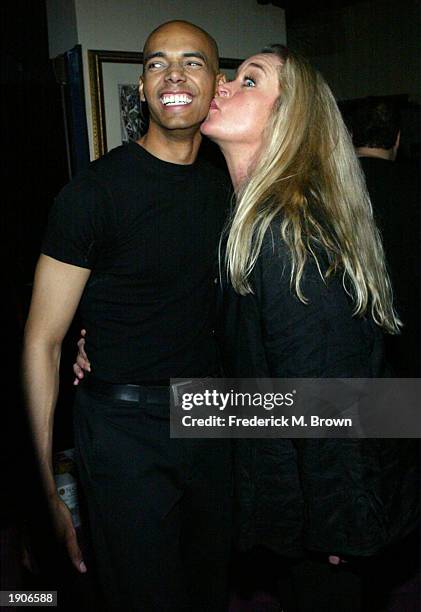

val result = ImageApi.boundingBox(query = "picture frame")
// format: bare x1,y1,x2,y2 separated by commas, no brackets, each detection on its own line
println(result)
88,49,243,159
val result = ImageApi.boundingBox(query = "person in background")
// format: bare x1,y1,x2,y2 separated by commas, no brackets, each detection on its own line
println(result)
22,20,232,612
351,96,420,376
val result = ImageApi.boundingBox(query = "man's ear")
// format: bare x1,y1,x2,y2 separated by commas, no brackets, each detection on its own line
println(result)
138,75,146,102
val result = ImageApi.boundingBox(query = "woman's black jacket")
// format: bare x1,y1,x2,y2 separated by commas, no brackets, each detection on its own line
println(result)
219,227,419,558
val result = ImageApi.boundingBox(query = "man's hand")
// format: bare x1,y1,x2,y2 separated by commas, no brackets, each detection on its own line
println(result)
49,495,87,573
328,555,347,565
73,329,91,385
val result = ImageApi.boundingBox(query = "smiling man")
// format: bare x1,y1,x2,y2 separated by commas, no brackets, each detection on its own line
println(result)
22,20,232,611
140,21,219,148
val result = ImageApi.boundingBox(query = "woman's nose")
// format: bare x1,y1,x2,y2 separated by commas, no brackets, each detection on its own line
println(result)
216,80,231,97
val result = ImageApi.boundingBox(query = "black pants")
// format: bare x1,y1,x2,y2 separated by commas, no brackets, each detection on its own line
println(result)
73,384,233,612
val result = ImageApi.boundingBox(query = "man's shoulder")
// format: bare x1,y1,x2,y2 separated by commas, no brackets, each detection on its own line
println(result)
360,156,420,206
195,157,232,196
58,144,136,198
88,143,136,181
197,157,230,182
360,155,418,181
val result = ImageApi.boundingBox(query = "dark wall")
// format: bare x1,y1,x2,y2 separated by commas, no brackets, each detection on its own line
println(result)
285,0,421,161
2,0,68,285
1,0,69,526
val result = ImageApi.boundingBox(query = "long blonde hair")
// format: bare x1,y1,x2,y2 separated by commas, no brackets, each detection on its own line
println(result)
225,45,400,334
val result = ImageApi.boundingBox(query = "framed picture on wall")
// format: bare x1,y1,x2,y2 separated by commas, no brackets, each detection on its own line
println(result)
88,49,242,159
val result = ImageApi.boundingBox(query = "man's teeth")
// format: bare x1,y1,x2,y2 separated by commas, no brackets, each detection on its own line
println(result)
160,94,192,106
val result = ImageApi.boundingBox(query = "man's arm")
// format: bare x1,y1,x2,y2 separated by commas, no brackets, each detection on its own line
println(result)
22,254,91,572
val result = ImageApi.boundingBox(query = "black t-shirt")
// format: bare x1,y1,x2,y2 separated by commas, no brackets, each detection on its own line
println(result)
42,141,231,383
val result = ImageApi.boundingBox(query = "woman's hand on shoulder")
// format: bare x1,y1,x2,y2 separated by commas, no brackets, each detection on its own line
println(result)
328,555,347,565
73,329,91,385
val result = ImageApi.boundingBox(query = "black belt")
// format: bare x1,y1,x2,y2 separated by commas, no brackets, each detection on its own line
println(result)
83,375,170,404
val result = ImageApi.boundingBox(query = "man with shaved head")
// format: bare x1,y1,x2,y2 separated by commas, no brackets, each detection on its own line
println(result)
23,20,232,611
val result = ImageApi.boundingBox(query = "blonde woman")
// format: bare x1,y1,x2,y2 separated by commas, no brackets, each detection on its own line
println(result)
200,45,418,611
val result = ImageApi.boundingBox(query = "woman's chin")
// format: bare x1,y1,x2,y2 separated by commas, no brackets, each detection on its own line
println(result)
200,124,218,143
201,118,230,148
200,118,213,136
